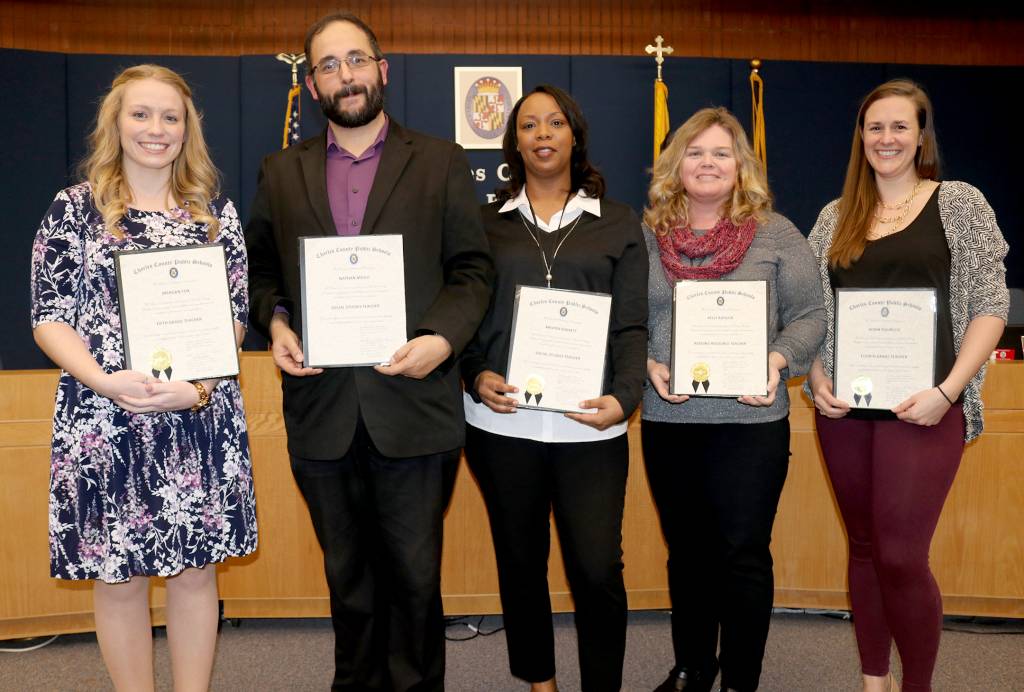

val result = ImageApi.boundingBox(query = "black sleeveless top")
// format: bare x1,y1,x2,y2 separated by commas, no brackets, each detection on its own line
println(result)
829,186,957,418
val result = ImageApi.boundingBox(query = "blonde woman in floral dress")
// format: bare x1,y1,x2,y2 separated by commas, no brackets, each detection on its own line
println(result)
30,65,256,691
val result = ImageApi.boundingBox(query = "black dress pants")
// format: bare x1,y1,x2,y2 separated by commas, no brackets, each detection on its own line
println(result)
464,424,628,692
641,418,790,692
290,420,459,692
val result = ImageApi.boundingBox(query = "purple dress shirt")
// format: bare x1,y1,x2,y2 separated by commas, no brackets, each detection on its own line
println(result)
275,120,389,317
326,119,389,236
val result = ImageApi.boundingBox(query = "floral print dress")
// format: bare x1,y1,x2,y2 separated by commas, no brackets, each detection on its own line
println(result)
30,183,257,583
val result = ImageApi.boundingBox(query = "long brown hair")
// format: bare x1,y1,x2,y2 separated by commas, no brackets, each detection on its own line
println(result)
81,64,220,240
829,79,940,268
643,107,771,235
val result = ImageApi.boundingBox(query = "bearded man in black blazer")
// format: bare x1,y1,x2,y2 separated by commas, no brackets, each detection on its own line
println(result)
245,12,492,692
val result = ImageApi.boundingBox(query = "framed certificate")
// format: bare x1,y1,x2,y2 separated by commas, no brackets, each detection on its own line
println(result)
114,243,239,382
505,285,612,413
299,235,407,368
670,279,769,397
834,288,937,410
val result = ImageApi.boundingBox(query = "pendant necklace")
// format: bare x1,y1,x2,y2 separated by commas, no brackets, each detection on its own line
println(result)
518,190,583,288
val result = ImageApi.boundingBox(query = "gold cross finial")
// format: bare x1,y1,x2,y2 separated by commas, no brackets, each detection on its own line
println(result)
276,53,307,87
645,36,674,81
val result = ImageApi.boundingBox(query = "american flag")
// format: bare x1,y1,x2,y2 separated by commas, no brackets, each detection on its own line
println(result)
283,83,301,148
277,53,306,149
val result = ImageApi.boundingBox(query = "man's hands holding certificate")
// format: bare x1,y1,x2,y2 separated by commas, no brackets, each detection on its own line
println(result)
270,313,324,377
270,313,451,380
375,334,452,379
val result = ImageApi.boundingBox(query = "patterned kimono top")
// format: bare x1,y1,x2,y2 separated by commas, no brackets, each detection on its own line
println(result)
807,181,1010,442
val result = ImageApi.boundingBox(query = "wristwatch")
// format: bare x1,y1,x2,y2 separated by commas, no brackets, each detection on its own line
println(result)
190,381,211,412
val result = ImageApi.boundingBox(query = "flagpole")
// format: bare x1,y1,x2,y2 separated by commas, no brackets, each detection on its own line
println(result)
749,58,767,170
645,36,673,164
277,53,306,149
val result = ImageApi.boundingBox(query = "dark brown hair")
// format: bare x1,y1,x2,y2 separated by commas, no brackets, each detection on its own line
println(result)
304,12,383,70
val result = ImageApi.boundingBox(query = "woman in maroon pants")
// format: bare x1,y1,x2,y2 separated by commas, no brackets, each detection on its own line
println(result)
806,79,1008,692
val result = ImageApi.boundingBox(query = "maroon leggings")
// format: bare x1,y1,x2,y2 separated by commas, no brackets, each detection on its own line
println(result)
815,404,964,692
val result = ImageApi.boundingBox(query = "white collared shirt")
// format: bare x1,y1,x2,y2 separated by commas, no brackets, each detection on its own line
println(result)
464,187,627,444
496,186,601,232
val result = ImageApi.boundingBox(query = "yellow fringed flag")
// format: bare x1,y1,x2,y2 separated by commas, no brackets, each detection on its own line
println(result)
653,79,670,163
749,60,766,170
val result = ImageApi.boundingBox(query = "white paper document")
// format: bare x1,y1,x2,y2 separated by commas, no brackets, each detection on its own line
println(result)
115,243,239,382
671,279,769,397
833,288,937,410
505,285,612,414
300,235,407,368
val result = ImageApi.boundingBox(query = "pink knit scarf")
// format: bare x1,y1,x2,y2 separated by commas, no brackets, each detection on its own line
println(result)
656,216,758,281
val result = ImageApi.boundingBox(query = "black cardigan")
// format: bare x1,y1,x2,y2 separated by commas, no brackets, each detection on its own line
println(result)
460,197,649,418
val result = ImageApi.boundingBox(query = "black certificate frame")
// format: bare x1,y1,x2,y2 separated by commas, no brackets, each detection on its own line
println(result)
114,242,240,382
832,286,939,409
505,284,613,414
669,278,770,398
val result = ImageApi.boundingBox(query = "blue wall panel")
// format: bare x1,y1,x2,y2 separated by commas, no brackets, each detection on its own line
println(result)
237,54,406,225
1,49,1020,368
66,56,242,213
0,50,67,369
574,56,731,213
729,60,885,236
883,64,1023,288
404,54,570,203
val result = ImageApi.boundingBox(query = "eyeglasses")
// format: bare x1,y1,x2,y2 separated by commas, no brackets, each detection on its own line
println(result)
311,54,381,76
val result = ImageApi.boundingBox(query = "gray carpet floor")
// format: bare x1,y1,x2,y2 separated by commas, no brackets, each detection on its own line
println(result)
1,611,1021,691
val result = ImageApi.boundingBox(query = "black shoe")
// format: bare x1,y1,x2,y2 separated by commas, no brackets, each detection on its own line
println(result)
653,662,719,692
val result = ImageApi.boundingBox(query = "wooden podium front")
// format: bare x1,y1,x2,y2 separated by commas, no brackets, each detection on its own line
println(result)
2,355,1022,639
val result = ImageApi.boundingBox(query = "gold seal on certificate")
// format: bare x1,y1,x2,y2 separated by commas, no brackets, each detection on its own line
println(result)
299,235,407,368
833,288,937,410
523,374,546,405
505,285,612,413
690,361,711,393
670,279,768,397
114,243,239,382
150,347,173,380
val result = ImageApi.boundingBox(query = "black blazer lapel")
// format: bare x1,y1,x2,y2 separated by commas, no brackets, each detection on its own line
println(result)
299,131,337,236
362,118,413,235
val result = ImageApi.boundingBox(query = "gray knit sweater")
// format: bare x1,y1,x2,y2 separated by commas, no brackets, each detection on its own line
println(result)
642,212,827,424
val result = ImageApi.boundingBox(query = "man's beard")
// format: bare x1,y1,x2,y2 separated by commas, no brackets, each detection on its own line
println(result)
319,78,385,128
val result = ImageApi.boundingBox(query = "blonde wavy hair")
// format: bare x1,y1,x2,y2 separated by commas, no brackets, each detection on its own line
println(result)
81,64,220,240
644,107,772,235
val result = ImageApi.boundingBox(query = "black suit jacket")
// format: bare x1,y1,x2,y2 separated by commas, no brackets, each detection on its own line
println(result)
245,118,493,459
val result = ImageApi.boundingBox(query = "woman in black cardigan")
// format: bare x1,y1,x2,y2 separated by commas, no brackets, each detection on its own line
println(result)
460,85,648,692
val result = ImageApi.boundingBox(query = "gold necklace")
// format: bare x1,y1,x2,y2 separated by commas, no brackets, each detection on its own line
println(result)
877,179,924,210
871,180,923,236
